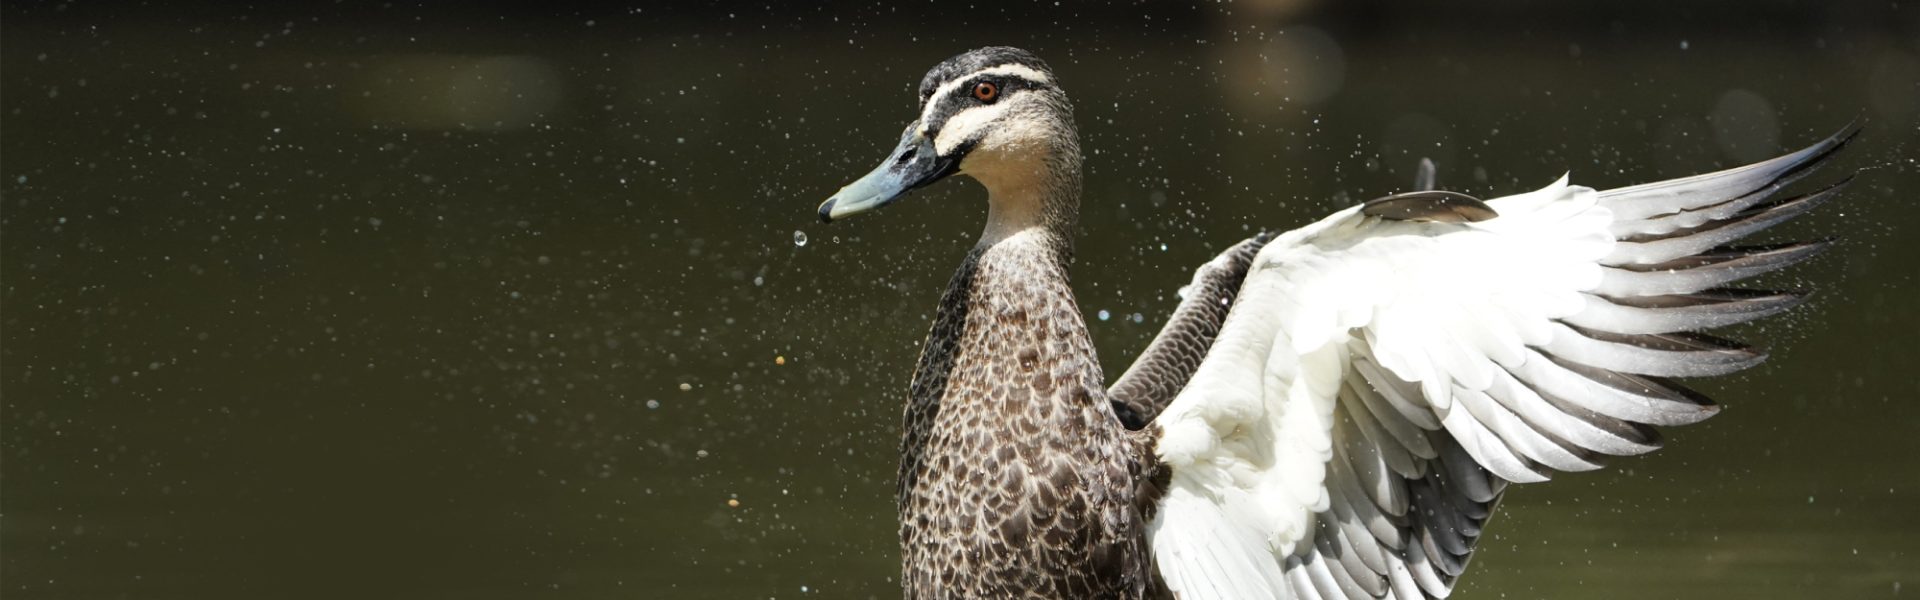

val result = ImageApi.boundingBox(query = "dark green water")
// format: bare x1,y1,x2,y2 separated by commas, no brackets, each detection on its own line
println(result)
4,3,1917,599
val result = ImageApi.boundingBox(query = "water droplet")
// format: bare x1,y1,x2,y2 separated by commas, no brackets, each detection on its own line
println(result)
1097,310,1111,321
793,230,809,247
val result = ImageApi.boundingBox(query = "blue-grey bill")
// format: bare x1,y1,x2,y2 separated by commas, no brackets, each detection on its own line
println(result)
818,124,956,223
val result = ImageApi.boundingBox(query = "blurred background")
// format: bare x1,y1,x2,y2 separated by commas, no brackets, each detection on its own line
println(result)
3,1,1917,598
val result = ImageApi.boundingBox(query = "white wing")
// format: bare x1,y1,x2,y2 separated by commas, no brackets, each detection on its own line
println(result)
1146,128,1856,600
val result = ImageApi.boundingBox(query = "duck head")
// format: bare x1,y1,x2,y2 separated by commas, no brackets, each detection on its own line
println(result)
818,46,1081,238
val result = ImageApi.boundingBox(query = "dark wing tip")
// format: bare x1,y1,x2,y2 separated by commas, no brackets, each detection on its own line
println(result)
1786,122,1863,181
1834,118,1866,148
1800,121,1863,168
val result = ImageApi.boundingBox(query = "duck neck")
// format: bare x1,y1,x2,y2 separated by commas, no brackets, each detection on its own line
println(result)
974,136,1084,260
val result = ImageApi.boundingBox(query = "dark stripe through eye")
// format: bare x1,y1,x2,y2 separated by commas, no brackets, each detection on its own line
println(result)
921,73,1045,134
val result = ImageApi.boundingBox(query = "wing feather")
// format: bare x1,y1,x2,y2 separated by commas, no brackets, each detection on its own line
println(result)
1543,323,1765,377
1603,178,1850,264
1594,240,1829,297
1146,126,1856,599
1109,234,1274,427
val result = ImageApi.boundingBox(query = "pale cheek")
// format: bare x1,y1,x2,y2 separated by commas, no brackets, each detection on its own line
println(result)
969,122,1050,161
962,134,1052,184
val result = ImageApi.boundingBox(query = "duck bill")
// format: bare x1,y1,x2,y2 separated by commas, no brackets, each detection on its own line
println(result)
818,123,958,223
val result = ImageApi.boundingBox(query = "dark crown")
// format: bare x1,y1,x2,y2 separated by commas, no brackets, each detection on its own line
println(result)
918,47,1054,100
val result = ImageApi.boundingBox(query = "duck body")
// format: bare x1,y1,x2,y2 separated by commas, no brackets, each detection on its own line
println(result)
899,228,1165,599
818,46,1857,600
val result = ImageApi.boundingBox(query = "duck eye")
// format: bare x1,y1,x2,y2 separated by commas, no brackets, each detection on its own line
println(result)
972,81,999,103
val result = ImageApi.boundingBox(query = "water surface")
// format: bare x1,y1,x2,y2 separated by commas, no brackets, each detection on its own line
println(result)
4,3,1918,598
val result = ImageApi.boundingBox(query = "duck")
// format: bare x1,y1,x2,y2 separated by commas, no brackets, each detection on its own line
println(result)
815,46,1856,600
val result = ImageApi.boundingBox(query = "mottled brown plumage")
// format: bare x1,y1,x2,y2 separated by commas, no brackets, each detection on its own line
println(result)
899,227,1169,598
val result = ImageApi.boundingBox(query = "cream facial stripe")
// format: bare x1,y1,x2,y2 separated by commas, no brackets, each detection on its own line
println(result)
932,102,1012,156
915,64,1053,135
